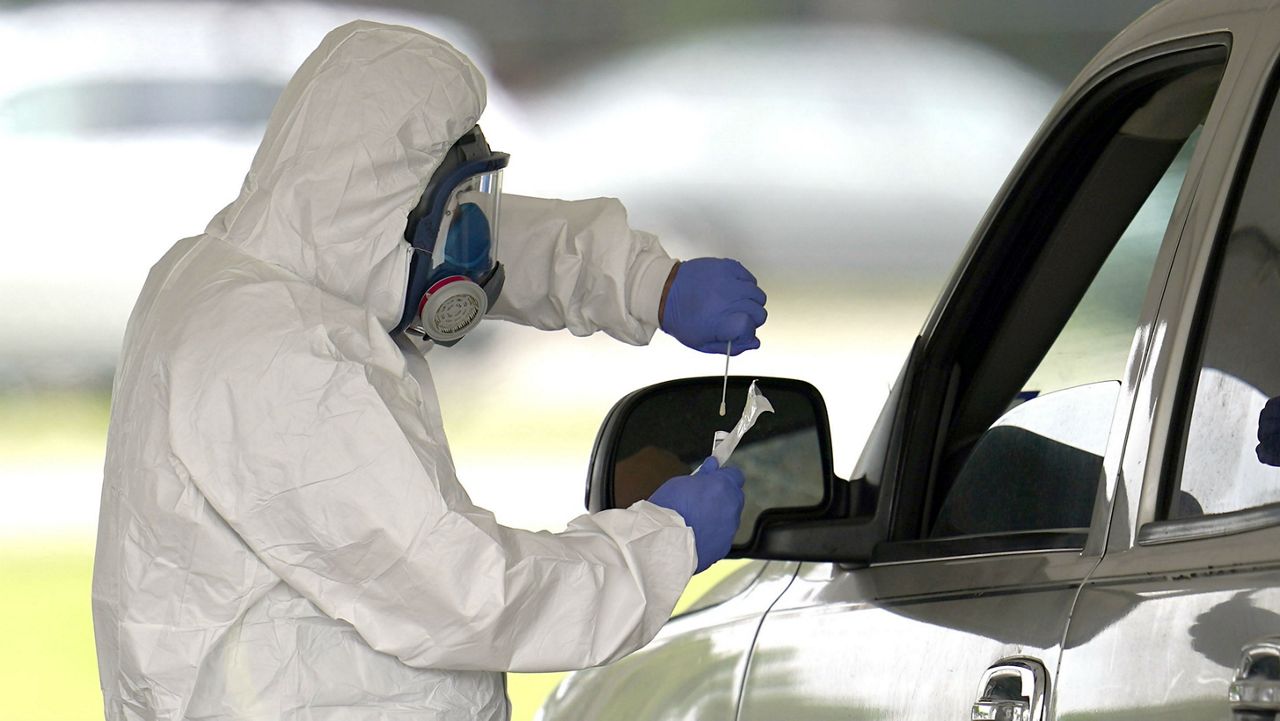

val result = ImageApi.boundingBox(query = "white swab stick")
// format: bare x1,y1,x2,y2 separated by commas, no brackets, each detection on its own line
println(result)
719,340,732,416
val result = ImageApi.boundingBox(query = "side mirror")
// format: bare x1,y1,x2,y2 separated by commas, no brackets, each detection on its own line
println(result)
587,376,840,555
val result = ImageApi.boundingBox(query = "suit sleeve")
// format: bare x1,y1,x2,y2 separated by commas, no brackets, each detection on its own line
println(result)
488,193,678,344
169,284,695,672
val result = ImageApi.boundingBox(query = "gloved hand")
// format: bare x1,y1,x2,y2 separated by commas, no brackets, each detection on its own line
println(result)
1258,396,1280,467
647,457,746,574
660,258,767,355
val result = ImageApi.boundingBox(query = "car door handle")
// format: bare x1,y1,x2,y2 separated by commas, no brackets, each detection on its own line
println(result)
1229,637,1280,719
971,658,1048,721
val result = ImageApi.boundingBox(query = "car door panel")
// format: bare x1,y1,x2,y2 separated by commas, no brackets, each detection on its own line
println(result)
535,561,797,721
1057,531,1280,720
738,553,1093,721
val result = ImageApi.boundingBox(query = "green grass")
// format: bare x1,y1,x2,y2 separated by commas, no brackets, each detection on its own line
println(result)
0,541,101,721
0,391,110,463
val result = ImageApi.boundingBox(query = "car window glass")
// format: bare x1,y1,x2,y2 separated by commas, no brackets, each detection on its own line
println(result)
1024,130,1199,396
1170,79,1280,519
930,59,1223,540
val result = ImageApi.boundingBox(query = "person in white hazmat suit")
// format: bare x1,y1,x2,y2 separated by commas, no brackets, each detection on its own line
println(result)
92,20,768,721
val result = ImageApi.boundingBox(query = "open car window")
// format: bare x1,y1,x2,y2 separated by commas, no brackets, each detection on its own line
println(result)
877,42,1229,561
932,128,1206,539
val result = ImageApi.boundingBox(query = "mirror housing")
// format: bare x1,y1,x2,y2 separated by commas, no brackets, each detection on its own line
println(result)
586,376,856,559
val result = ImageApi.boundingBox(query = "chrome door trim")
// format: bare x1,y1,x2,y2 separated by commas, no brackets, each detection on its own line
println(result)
1139,502,1280,544
1230,637,1280,713
972,657,1049,721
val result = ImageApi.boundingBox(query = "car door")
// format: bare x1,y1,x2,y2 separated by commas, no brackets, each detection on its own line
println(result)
737,31,1232,721
1055,7,1280,720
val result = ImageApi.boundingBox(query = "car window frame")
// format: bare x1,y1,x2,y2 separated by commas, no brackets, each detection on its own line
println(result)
868,35,1233,565
1140,45,1280,546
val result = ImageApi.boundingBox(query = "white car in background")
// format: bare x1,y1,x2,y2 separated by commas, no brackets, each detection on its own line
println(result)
0,1,527,386
521,25,1058,277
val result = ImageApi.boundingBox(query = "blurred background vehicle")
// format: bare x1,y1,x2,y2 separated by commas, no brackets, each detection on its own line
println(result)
0,1,1163,719
0,0,521,389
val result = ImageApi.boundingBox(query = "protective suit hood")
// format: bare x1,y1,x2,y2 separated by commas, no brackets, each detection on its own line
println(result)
204,20,486,330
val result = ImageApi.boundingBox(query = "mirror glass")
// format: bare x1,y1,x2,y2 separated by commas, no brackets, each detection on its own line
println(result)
611,379,828,545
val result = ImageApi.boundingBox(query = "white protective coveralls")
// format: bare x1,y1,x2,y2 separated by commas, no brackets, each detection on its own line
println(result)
92,21,695,721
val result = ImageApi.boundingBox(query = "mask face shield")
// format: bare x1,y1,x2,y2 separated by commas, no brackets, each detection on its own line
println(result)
429,168,503,282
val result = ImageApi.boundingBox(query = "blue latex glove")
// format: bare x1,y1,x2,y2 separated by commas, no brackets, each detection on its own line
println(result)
647,457,746,574
1258,396,1280,467
661,258,767,355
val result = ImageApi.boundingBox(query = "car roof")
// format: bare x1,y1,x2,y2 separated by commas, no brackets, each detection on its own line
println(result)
1085,0,1277,79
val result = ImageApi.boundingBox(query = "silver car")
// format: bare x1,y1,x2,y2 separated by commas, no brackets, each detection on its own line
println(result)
540,0,1280,718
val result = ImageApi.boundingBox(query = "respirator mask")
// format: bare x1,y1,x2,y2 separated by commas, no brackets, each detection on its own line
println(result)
394,124,510,345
